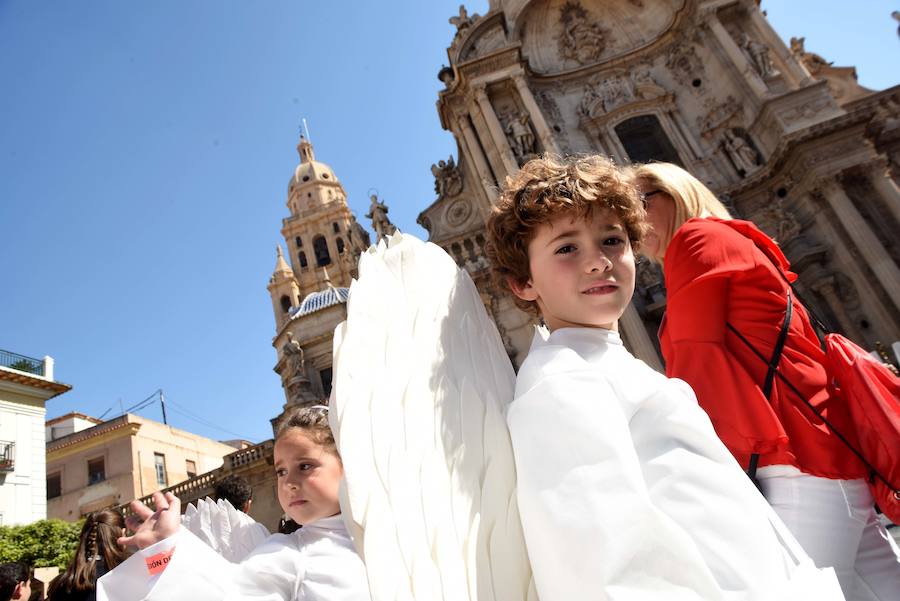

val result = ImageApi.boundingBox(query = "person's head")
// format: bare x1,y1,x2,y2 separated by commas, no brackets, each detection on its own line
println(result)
47,509,127,596
273,405,342,526
214,474,253,513
626,162,732,260
486,154,647,331
0,563,30,601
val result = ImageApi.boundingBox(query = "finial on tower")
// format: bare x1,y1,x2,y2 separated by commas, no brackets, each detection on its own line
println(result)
297,118,316,163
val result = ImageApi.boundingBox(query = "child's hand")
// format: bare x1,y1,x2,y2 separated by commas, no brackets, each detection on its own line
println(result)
118,491,181,550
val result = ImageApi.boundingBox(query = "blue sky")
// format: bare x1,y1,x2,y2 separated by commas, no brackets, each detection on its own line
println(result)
1,1,897,443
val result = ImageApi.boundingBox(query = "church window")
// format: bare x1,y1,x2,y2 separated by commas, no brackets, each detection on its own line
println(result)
280,295,292,314
298,251,308,268
322,173,330,179
332,222,340,233
302,175,310,182
313,235,331,267
295,236,303,248
614,115,682,166
336,237,345,254
87,457,105,485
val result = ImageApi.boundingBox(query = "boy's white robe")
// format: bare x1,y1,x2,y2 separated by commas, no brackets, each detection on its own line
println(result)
96,515,370,601
507,327,842,601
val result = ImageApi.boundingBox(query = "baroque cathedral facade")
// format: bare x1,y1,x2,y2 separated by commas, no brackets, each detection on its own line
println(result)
239,0,898,527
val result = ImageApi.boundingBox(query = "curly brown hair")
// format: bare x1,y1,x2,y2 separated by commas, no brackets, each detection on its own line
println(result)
485,154,647,315
275,404,337,458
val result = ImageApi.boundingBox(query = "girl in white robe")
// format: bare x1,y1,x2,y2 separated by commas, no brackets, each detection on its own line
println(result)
97,405,370,601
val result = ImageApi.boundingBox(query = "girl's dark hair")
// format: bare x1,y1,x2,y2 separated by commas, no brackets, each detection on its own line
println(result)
275,405,337,456
47,509,127,595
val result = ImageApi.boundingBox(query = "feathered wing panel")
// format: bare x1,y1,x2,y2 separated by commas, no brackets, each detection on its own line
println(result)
332,233,537,601
181,497,270,563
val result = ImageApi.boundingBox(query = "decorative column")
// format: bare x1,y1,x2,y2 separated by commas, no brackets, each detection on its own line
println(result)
512,74,561,154
808,276,865,342
620,303,664,373
814,179,900,308
706,15,769,99
473,85,520,175
866,160,900,227
457,115,499,202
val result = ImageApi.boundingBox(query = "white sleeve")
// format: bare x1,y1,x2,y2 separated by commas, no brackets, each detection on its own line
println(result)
507,369,724,601
97,528,300,601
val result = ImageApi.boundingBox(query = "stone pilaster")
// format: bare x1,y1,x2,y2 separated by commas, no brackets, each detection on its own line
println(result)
473,85,520,175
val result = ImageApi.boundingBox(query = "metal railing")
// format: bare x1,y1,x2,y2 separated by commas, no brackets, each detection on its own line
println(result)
0,350,44,376
0,441,14,471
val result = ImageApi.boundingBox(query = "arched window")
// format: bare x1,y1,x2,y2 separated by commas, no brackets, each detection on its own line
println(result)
298,251,308,269
614,115,682,166
336,237,345,254
332,222,340,233
295,236,303,248
280,295,292,314
313,235,331,267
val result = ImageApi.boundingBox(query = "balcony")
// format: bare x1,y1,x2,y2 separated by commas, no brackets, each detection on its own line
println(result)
0,349,45,377
0,441,14,471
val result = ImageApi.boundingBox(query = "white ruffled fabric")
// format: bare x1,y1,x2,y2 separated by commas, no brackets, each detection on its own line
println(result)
96,514,370,601
507,327,844,601
181,497,271,563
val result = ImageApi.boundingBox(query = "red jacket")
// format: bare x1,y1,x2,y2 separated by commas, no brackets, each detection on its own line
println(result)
659,217,866,480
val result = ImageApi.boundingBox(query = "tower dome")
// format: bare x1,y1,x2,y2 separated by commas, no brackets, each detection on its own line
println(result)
288,135,339,191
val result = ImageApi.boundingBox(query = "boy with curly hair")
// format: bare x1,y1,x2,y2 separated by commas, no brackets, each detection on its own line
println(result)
485,155,842,600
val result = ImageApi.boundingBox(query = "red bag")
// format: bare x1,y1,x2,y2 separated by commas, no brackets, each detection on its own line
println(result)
824,333,900,524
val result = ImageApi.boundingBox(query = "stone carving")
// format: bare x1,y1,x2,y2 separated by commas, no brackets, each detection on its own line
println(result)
631,66,666,100
431,155,464,199
723,128,761,177
665,44,705,88
449,4,478,33
366,194,398,241
445,198,473,228
282,333,306,382
789,37,830,76
761,199,801,242
503,112,537,161
781,97,834,125
636,260,666,306
460,22,508,62
558,2,607,65
535,88,563,125
697,95,741,135
348,214,371,248
738,33,777,79
577,75,634,118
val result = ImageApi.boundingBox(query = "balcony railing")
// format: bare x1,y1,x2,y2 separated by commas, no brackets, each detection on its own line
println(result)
0,349,44,376
0,441,14,471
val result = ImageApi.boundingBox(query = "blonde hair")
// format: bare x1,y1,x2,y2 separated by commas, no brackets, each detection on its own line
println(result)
627,162,732,260
486,154,647,315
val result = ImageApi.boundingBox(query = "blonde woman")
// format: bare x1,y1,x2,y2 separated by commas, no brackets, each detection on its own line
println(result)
628,161,900,601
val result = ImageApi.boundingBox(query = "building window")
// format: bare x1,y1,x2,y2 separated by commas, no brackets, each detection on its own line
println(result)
298,251,308,269
295,236,303,248
319,367,333,397
185,459,197,479
332,222,340,233
614,115,683,166
280,295,292,314
47,473,61,499
154,453,167,487
87,458,105,485
336,237,345,254
313,235,331,267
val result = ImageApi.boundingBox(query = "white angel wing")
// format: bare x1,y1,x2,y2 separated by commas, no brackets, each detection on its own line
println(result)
180,497,270,563
332,233,538,601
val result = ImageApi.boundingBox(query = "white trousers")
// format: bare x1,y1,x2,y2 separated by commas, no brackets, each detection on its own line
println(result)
758,466,900,601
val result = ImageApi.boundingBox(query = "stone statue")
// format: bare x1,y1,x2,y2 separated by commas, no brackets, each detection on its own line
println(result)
577,83,601,119
739,33,776,79
282,332,306,382
431,155,463,199
762,200,801,243
789,37,830,76
893,11,900,38
449,4,477,32
348,214,371,248
631,66,666,100
504,113,536,161
598,77,632,112
558,2,606,65
723,128,760,176
366,194,398,241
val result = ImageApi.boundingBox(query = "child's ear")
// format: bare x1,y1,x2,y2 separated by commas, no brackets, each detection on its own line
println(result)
507,276,538,302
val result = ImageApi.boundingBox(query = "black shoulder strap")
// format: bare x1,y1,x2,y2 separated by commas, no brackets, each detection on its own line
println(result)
728,291,792,481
